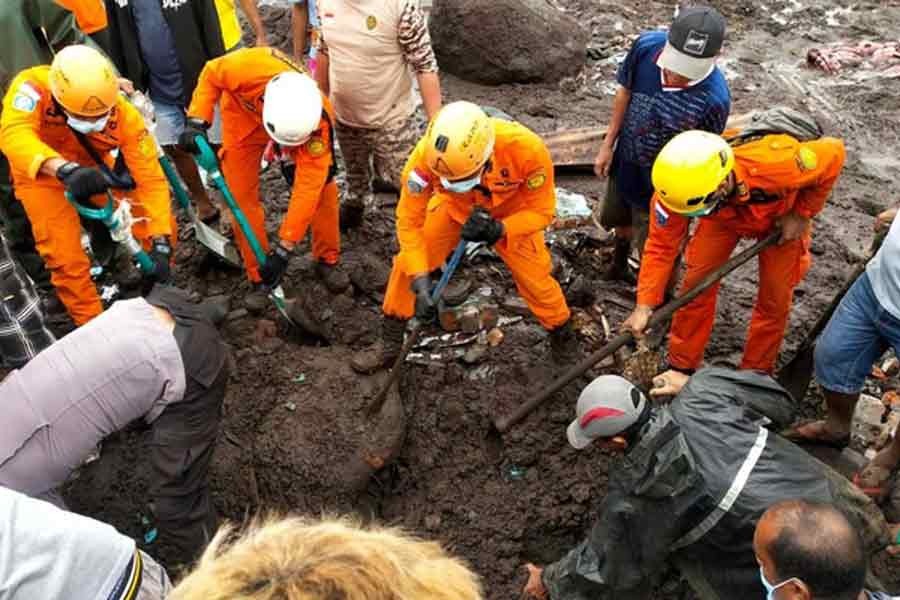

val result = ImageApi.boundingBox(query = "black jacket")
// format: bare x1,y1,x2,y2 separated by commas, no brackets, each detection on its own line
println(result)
104,0,224,106
541,368,857,600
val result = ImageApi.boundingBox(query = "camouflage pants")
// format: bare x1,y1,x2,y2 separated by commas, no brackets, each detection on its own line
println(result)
336,115,421,209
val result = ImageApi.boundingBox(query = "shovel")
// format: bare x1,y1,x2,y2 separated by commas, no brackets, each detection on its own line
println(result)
493,231,781,433
158,148,241,267
367,238,469,416
129,91,241,267
776,230,886,401
190,136,296,326
66,191,156,275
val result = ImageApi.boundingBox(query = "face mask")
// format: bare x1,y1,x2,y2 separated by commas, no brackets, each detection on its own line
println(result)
66,113,110,134
440,171,482,194
759,566,799,600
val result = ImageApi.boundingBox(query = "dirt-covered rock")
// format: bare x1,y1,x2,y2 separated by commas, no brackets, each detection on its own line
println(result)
430,0,588,85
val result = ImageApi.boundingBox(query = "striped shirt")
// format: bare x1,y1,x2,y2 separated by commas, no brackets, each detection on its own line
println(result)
613,30,731,210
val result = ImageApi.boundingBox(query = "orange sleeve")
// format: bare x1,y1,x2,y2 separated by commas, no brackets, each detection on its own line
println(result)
54,0,107,34
118,102,172,237
186,55,230,125
502,134,556,238
636,196,690,307
395,139,435,277
0,71,63,180
278,116,332,243
792,137,846,219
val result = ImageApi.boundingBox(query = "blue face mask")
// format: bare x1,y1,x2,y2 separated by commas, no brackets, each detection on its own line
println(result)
440,171,482,194
759,566,798,600
66,113,109,134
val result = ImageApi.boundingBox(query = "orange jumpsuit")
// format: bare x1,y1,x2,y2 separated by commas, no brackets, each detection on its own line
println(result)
0,66,172,325
383,118,570,330
638,134,846,373
187,47,339,282
54,0,108,34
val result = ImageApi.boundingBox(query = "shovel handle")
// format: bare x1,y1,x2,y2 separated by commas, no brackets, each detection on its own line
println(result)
367,239,469,416
193,136,268,264
493,231,780,433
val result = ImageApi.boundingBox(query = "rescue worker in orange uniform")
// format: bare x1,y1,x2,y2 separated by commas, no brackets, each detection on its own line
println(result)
623,129,846,377
179,47,349,295
352,101,574,373
0,45,174,326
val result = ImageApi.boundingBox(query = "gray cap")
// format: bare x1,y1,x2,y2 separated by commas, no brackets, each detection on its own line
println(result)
657,6,726,81
566,376,648,450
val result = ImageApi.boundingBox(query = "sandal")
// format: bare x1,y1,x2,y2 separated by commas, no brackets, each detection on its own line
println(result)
781,420,850,449
853,464,892,501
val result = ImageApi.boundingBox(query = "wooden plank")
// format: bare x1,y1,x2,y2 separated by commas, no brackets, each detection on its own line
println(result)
541,113,751,170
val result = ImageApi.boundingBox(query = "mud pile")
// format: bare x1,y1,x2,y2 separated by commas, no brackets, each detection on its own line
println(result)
64,0,900,596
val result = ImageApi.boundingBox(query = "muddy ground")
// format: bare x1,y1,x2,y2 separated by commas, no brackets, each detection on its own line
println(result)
63,0,900,597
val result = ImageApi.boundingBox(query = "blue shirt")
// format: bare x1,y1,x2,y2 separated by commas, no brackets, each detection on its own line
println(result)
131,0,185,106
613,30,731,210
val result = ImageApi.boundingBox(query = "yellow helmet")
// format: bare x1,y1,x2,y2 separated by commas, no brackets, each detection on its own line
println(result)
423,101,495,180
652,130,735,216
49,45,118,117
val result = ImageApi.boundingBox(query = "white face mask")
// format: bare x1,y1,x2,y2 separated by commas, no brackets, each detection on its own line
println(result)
66,113,110,134
440,171,482,194
759,566,800,600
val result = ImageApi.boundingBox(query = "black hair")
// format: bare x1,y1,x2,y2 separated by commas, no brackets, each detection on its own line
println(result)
766,500,867,600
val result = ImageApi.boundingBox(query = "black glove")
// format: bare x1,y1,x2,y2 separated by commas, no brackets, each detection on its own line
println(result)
461,209,504,245
259,243,291,287
147,237,172,283
411,276,435,322
56,162,109,205
177,118,210,154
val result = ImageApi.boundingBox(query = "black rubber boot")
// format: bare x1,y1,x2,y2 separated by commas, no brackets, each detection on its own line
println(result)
549,320,581,364
603,237,634,283
339,204,365,232
350,317,406,374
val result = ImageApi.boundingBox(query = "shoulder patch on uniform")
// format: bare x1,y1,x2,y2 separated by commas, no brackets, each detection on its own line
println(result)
654,202,669,226
11,81,41,113
306,137,326,157
366,15,377,30
796,147,818,172
407,168,431,194
137,131,156,158
526,170,547,191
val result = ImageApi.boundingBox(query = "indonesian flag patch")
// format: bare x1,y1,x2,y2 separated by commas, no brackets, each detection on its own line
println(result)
407,168,431,194
654,202,669,227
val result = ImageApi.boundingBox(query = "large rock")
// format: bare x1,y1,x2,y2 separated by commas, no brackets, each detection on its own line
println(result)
430,0,588,85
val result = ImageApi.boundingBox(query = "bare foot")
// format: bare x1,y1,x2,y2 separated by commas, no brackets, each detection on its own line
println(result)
781,420,849,448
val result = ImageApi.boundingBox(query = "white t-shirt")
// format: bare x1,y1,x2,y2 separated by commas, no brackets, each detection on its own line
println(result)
0,486,135,600
866,210,900,319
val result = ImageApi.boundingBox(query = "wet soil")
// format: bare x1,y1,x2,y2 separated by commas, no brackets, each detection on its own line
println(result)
63,0,900,596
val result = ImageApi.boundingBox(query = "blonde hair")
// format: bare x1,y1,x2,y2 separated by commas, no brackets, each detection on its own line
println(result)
167,516,483,600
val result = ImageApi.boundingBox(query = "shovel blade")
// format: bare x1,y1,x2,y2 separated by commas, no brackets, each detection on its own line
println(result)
776,344,815,403
191,219,242,267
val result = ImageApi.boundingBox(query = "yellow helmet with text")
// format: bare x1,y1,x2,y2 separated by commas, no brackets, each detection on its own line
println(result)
651,130,735,216
49,44,118,117
423,101,495,181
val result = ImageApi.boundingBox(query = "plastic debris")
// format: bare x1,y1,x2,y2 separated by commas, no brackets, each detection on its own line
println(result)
285,402,297,412
504,465,527,481
140,515,158,545
555,187,592,219
292,374,307,384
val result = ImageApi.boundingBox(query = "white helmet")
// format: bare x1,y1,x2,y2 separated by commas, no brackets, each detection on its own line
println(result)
262,72,323,146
